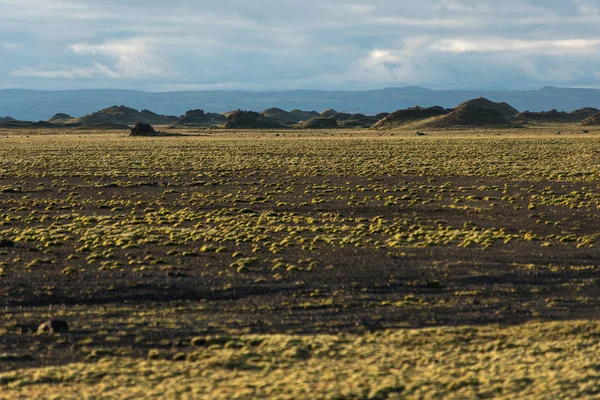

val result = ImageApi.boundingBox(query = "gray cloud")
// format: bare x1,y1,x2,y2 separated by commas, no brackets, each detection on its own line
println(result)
1,0,600,90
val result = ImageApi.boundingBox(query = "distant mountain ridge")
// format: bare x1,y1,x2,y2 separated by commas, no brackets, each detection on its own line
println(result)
2,86,600,121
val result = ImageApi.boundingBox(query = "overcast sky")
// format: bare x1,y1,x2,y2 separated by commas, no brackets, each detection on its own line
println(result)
1,0,600,91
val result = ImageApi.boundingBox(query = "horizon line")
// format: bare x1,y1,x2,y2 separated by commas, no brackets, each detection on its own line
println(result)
2,85,600,94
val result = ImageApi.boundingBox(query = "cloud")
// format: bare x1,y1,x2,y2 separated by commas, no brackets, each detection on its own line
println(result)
0,42,22,50
70,38,162,78
2,0,600,90
430,38,600,54
12,62,119,79
573,0,600,15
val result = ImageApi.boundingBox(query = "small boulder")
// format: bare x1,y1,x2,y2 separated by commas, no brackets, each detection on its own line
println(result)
38,319,69,334
13,324,36,335
415,131,427,136
0,238,14,247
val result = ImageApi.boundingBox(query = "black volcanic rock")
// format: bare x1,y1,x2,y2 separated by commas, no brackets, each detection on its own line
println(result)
130,122,159,136
37,319,69,334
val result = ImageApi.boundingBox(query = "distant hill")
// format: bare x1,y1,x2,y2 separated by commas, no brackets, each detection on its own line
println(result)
422,104,509,128
320,109,339,118
70,105,178,126
171,109,226,127
0,119,58,128
224,110,284,129
301,117,339,129
47,113,73,123
516,107,600,123
457,97,519,118
289,109,319,122
570,108,600,121
373,106,450,129
582,112,600,126
328,112,380,128
516,110,574,123
261,107,297,125
2,86,600,121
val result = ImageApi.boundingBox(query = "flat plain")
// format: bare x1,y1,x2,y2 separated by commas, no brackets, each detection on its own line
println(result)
1,125,599,399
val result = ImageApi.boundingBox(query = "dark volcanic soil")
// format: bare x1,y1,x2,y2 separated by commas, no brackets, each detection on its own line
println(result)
1,132,600,374
1,171,600,371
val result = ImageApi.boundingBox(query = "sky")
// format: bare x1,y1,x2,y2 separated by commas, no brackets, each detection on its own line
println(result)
1,0,600,91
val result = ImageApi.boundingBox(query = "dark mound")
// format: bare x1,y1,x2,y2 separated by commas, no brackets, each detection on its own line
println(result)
47,113,73,123
0,116,16,123
139,109,178,124
0,120,58,128
320,108,339,118
224,110,284,129
582,112,600,126
130,122,160,136
375,112,390,119
340,115,380,128
372,106,449,129
515,110,573,123
76,124,129,130
261,108,297,125
172,109,226,127
458,97,519,118
424,104,509,128
570,108,600,121
74,105,178,126
301,117,339,129
324,112,379,128
289,109,320,122
329,112,354,121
